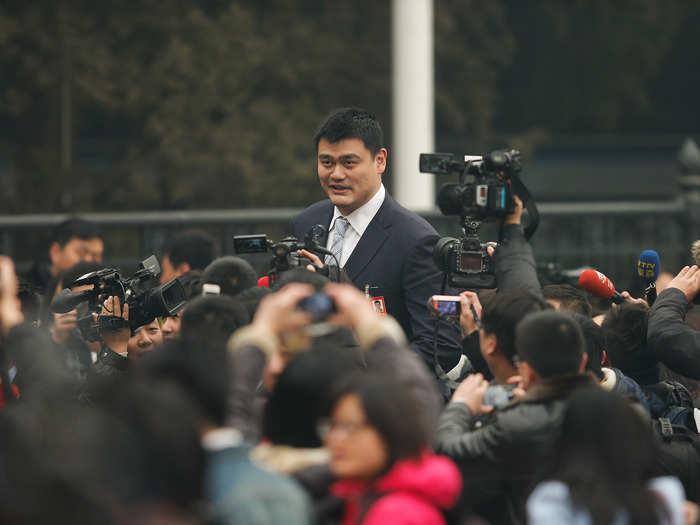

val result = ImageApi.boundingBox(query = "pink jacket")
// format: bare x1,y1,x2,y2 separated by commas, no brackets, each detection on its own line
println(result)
331,451,462,525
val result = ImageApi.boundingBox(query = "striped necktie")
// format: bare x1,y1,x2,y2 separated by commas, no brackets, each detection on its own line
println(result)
325,216,349,266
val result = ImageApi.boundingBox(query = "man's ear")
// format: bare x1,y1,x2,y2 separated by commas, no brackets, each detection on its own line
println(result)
519,361,540,389
375,148,387,175
482,332,498,356
49,242,62,266
579,352,589,373
601,349,610,367
176,262,191,275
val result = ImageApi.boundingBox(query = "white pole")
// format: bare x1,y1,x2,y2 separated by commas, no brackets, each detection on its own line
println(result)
392,0,435,211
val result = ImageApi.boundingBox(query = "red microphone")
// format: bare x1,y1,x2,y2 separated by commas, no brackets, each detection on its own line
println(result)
257,275,270,288
579,270,625,304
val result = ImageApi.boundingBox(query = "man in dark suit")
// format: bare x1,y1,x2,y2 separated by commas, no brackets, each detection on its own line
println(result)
290,107,463,375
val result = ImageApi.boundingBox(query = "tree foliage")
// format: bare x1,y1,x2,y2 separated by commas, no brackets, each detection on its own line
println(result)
0,0,697,214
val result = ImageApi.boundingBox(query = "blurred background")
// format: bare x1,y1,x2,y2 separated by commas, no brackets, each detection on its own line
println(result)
0,0,698,289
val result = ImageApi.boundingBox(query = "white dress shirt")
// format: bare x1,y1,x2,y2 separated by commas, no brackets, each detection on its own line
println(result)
326,184,386,268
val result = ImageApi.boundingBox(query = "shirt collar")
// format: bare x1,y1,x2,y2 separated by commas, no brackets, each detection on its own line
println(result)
330,184,385,237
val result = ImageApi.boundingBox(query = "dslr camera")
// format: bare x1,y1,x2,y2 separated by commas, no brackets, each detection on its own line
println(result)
51,255,187,341
420,149,537,289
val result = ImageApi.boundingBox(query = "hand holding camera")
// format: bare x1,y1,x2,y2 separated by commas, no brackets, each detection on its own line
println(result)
251,283,315,338
99,296,130,356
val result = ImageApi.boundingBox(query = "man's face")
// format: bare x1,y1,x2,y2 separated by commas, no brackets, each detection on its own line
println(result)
50,238,89,275
317,138,386,216
84,237,104,263
161,314,181,340
160,255,181,284
127,319,163,361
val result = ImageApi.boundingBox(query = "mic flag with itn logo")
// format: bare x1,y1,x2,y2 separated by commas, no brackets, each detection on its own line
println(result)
637,250,660,285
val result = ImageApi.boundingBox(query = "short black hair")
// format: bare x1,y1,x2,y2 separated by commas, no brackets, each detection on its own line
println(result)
516,310,585,378
49,217,101,247
177,270,203,300
569,312,605,380
313,107,384,155
138,339,228,426
234,285,271,319
263,347,362,448
480,290,551,364
542,284,593,317
271,267,330,291
325,372,429,471
601,303,657,385
179,295,249,350
201,256,257,296
161,229,219,271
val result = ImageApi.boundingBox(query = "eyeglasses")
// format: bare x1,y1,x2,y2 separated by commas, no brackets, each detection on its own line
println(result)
317,418,370,440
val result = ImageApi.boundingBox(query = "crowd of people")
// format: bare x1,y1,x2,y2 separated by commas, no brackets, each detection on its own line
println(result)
1,108,700,525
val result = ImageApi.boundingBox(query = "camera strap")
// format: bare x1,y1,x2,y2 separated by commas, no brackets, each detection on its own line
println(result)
98,315,129,333
510,174,539,240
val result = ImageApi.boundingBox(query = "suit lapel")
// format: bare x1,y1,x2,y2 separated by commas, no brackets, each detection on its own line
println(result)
344,195,393,282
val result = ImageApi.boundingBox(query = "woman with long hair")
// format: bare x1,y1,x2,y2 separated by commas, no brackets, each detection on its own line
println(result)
527,387,692,524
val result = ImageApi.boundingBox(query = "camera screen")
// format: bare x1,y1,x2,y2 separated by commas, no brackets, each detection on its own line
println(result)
460,252,483,272
436,300,459,316
234,235,268,254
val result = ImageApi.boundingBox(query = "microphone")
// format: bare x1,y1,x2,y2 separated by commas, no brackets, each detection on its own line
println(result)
51,288,93,313
257,276,270,288
637,249,660,307
579,270,625,304
303,224,341,268
303,225,334,259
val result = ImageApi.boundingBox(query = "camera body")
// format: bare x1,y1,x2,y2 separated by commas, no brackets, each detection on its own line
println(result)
420,149,525,289
420,150,520,220
53,256,187,340
234,234,312,283
433,235,496,289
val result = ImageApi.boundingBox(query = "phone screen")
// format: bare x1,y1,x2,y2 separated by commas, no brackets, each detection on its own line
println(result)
428,295,461,317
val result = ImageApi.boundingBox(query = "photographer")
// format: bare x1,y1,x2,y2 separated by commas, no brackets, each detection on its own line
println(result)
647,265,700,379
489,195,541,295
227,281,442,444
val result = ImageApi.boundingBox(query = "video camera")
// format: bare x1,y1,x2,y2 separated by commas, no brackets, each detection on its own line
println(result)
234,234,314,284
234,225,339,285
51,255,187,341
420,149,539,289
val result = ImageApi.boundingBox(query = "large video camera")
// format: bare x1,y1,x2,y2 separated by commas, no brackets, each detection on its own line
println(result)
420,149,539,289
234,234,317,285
51,256,187,341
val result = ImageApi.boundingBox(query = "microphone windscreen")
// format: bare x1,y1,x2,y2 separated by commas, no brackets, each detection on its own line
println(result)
637,250,661,284
579,269,615,300
257,276,270,288
692,240,700,266
50,288,91,313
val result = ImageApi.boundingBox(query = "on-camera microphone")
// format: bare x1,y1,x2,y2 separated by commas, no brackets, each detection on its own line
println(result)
50,288,94,313
579,270,625,304
303,224,334,258
637,249,660,307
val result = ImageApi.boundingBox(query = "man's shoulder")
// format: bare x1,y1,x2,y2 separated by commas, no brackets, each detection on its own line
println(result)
290,199,333,237
493,397,568,435
382,194,439,239
295,199,333,218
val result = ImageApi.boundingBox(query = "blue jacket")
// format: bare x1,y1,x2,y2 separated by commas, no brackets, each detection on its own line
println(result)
204,444,311,525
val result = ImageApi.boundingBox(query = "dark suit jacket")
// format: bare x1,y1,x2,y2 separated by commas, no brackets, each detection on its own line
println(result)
290,193,462,370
